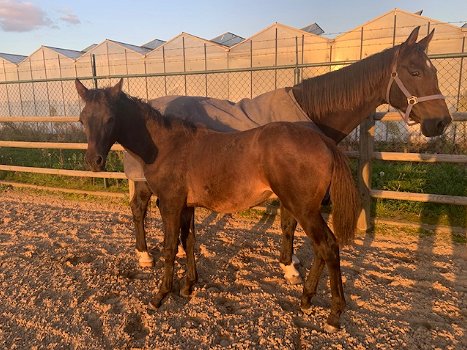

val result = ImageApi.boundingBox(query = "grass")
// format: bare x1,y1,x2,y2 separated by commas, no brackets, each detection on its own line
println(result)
0,147,123,171
0,148,127,193
371,160,466,228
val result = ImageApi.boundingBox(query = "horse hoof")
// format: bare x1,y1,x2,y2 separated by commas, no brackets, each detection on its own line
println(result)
148,301,159,312
280,262,302,285
292,255,300,265
136,250,154,268
139,259,154,268
148,293,166,310
286,275,303,285
323,323,340,333
176,245,186,258
180,288,191,298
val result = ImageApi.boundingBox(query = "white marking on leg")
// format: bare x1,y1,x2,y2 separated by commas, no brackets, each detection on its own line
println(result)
176,244,186,258
426,59,432,68
136,249,154,267
280,260,302,284
323,323,340,333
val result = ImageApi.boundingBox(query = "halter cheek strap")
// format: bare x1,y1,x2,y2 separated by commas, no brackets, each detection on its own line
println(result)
386,67,446,126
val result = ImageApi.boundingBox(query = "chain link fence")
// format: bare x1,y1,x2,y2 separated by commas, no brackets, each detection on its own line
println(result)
0,54,466,155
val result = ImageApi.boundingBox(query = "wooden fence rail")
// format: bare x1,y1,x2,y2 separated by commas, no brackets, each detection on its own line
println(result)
0,141,123,151
356,112,467,231
0,164,126,179
1,113,466,232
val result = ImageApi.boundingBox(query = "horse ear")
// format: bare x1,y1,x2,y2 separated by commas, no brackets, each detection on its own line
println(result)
403,26,420,47
417,28,435,52
75,79,89,100
110,78,124,97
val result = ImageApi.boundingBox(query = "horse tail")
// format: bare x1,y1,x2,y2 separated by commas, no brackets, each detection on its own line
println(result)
324,138,360,246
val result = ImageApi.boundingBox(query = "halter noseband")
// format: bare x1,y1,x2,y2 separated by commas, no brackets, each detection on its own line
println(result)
386,63,445,126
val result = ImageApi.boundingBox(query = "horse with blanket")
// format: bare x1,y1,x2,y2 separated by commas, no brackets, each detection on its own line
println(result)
123,27,451,285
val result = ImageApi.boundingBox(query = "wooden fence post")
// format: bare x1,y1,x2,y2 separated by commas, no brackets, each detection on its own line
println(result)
357,113,375,232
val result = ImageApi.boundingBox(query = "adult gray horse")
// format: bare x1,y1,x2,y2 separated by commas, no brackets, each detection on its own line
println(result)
125,27,450,284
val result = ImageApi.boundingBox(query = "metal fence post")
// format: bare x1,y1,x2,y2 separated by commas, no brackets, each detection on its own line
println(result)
58,55,66,116
294,36,300,85
204,43,208,97
182,36,187,96
250,40,253,99
162,46,167,96
28,59,37,115
357,113,375,232
42,50,51,116
2,61,11,116
91,54,98,89
274,27,278,90
456,37,465,111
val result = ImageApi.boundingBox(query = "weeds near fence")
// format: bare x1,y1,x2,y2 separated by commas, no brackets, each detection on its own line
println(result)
0,123,125,192
372,161,467,228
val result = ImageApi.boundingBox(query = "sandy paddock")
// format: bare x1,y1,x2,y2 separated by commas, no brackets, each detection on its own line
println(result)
0,189,465,349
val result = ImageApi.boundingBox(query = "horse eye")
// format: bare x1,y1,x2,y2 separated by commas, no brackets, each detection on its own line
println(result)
410,71,421,77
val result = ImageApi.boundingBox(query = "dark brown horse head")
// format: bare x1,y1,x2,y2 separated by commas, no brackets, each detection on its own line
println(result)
388,27,451,137
75,78,123,171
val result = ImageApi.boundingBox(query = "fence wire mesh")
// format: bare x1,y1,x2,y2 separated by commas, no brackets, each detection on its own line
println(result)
0,55,466,155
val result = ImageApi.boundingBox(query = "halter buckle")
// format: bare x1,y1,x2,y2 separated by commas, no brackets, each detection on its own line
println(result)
407,96,418,105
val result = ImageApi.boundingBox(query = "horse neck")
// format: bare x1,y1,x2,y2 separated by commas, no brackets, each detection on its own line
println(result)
294,47,397,142
314,100,383,142
115,96,158,164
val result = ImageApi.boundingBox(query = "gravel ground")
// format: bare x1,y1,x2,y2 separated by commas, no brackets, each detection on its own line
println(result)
0,188,466,349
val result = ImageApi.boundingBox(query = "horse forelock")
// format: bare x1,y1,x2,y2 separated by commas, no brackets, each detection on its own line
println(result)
298,46,397,119
84,88,106,103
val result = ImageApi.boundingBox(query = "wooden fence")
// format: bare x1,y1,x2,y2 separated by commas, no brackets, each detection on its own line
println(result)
1,112,466,231
357,111,467,230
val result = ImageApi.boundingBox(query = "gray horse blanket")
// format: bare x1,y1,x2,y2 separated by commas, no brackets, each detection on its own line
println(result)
124,88,312,180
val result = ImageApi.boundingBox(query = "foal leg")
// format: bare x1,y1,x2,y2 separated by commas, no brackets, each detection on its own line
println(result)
300,249,325,312
179,207,198,298
279,204,302,284
130,181,154,267
149,203,182,309
158,198,186,258
300,212,346,333
176,208,189,258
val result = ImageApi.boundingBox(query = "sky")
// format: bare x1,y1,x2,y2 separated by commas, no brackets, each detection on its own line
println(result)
0,0,466,56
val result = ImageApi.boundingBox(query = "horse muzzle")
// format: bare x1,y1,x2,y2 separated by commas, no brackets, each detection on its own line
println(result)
86,153,106,172
420,115,452,137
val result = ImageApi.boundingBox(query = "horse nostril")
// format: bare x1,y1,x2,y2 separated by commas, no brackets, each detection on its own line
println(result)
437,117,451,132
95,155,104,166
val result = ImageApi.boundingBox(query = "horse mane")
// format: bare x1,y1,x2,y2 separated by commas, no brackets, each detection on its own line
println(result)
296,46,397,118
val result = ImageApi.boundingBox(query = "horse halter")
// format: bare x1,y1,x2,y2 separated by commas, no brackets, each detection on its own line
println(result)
385,64,446,126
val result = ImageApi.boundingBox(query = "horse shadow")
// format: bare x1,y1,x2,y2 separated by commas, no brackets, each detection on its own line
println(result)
405,201,466,344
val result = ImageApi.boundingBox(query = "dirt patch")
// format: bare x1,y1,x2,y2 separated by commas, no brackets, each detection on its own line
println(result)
0,189,465,349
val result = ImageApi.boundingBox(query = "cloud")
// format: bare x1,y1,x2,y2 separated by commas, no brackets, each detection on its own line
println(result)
0,0,53,32
60,13,80,25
